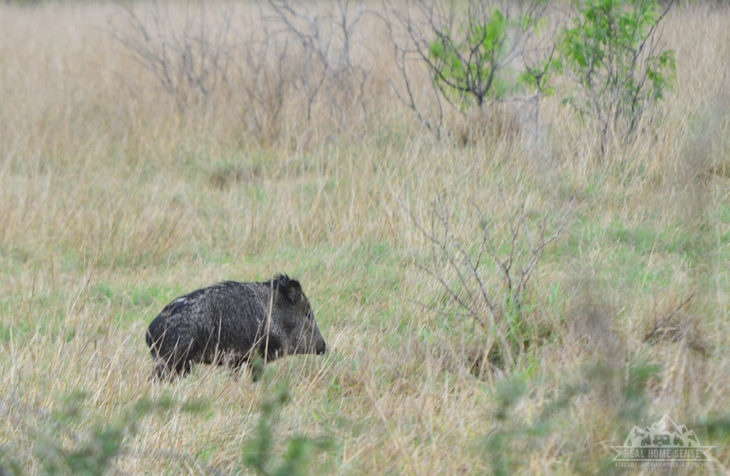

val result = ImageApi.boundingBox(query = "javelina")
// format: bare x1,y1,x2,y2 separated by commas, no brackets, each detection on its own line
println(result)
146,275,326,379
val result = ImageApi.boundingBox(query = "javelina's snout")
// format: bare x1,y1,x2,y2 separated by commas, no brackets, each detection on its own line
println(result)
316,340,327,355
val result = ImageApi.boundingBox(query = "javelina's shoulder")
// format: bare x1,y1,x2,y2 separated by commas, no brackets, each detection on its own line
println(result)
158,281,246,318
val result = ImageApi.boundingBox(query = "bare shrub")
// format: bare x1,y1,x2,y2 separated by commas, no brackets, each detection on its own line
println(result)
264,0,370,128
111,0,292,143
233,34,292,145
110,0,234,111
111,0,371,144
412,193,572,372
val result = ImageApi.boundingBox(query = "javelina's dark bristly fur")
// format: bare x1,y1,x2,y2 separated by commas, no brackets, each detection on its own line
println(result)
145,275,326,380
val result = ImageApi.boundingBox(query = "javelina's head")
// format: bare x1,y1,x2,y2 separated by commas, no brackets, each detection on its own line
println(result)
271,275,326,356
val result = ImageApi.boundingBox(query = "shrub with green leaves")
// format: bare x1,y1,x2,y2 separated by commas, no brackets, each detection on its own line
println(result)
559,0,677,154
427,7,513,109
0,391,209,476
480,360,661,474
242,384,333,476
390,0,549,139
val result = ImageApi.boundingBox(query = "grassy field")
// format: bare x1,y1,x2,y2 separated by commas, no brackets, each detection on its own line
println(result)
1,0,728,474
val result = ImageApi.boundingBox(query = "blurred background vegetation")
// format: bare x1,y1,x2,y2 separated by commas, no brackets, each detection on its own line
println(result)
0,0,728,473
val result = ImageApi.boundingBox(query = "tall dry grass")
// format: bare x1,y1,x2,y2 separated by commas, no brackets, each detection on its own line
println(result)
0,1,728,474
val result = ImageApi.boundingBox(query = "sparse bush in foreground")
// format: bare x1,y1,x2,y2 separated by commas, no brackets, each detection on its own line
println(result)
480,360,660,475
241,384,333,476
0,392,209,475
412,193,572,373
0,384,334,475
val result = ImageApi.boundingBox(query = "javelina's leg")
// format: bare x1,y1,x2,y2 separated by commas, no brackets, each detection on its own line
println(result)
151,344,192,380
174,359,192,376
168,343,193,377
152,360,175,380
151,359,191,380
251,358,267,382
225,355,243,381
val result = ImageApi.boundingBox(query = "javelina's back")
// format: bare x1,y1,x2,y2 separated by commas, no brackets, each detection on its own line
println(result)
146,275,326,379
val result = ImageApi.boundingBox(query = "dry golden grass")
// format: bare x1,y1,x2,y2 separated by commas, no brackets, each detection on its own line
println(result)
0,1,728,474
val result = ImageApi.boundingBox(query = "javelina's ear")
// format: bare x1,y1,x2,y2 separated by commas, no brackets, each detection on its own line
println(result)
283,279,302,303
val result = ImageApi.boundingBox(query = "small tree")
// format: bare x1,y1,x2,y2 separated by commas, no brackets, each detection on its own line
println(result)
559,0,677,156
427,6,513,110
518,2,562,141
386,0,548,139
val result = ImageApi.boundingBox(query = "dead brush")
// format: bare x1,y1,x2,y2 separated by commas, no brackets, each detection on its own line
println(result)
110,0,234,111
411,191,573,374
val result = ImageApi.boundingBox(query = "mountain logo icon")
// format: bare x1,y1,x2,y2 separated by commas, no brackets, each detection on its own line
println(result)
611,415,713,466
